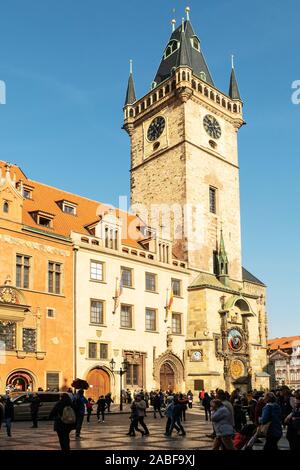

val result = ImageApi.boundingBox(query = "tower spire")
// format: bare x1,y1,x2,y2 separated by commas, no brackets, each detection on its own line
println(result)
185,6,190,21
229,55,241,101
124,59,136,106
217,227,229,286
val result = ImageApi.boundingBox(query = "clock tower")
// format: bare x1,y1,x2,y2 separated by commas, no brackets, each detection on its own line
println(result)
123,12,244,279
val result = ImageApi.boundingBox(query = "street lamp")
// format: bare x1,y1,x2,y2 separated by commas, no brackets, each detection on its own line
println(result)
110,358,128,411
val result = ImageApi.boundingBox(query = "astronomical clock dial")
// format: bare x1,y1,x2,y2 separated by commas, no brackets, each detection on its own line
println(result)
147,116,166,141
227,328,243,352
191,350,202,361
203,114,221,139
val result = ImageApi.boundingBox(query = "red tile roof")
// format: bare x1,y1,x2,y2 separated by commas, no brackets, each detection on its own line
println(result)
0,161,144,249
268,336,300,351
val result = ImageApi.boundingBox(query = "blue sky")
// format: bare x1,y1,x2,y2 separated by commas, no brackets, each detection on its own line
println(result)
0,0,299,338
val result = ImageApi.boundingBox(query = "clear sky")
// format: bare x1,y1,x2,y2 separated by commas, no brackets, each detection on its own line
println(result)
0,0,299,338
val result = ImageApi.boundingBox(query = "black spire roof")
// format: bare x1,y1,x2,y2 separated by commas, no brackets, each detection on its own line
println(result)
124,71,136,106
229,67,241,100
154,20,214,86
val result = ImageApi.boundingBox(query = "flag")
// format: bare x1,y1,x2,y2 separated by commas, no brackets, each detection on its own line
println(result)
113,277,123,313
164,288,173,322
168,288,174,314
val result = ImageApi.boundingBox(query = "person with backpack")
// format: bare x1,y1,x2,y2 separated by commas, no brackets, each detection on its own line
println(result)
74,389,88,439
259,392,282,450
105,393,114,412
49,393,76,451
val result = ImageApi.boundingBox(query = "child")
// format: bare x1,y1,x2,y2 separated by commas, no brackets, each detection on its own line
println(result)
86,398,94,423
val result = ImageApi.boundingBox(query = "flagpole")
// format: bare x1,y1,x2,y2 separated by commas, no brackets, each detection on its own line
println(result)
164,288,169,323
112,277,118,314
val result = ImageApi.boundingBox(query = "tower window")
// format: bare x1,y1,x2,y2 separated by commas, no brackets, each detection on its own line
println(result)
191,37,200,51
3,201,9,213
213,251,219,275
209,187,217,214
164,40,179,59
200,71,207,82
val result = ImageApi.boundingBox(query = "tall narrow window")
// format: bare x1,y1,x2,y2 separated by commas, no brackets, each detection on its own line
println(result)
16,255,30,289
145,273,156,292
0,321,16,350
209,187,217,214
3,202,9,213
46,372,59,391
48,262,62,294
88,342,97,359
121,267,133,288
145,308,156,331
120,304,133,328
171,278,182,297
22,328,36,352
90,300,104,325
172,313,182,334
100,343,108,359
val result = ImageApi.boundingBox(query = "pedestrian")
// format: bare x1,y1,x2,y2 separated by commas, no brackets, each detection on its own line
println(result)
86,398,93,423
232,397,246,432
126,389,132,404
74,389,88,439
202,392,212,421
211,399,235,450
105,393,114,412
153,393,163,418
4,396,14,437
167,397,186,436
216,390,234,427
259,392,282,451
187,390,193,409
178,393,188,422
49,393,76,451
96,395,107,423
0,396,4,429
135,394,150,435
164,396,180,435
29,393,41,428
285,390,300,451
127,400,145,436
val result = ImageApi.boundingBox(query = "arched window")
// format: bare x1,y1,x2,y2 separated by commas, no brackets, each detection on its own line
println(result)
210,91,215,100
200,71,207,82
165,84,170,94
3,201,9,213
182,71,186,81
204,87,208,97
233,104,237,113
198,83,203,93
192,80,196,90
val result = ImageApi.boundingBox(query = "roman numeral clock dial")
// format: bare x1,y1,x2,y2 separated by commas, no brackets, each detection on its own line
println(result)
203,114,222,139
147,116,166,141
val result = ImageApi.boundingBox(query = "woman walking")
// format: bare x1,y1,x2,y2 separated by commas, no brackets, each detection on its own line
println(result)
49,393,76,451
96,395,107,423
211,399,235,450
285,390,300,451
4,396,14,437
260,392,282,451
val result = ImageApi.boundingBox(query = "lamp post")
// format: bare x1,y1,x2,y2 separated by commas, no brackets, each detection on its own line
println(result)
110,358,128,411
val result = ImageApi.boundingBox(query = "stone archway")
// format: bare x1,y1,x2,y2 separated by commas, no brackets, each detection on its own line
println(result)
86,367,111,401
6,369,36,392
153,351,184,392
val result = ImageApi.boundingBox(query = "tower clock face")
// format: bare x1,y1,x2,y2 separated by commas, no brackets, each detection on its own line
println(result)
147,116,166,141
203,114,221,139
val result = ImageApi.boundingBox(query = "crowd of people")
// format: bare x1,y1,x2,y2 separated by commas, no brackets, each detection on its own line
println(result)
0,385,299,451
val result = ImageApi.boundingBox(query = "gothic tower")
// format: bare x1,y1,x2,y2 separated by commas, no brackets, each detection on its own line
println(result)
123,11,244,279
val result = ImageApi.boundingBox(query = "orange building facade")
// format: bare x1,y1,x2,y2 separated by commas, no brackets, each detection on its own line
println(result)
0,161,74,393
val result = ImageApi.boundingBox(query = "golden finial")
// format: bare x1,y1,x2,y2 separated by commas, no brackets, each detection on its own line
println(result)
185,6,190,21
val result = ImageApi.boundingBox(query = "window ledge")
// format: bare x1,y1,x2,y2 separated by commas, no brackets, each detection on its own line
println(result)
145,290,159,294
120,327,135,331
145,330,159,334
89,323,107,328
123,286,135,290
89,279,106,284
171,333,184,336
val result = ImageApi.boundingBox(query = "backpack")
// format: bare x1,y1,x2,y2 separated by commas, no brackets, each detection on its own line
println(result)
61,405,76,425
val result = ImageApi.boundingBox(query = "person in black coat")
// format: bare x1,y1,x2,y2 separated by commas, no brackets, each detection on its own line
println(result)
49,393,75,451
4,397,14,437
202,392,212,421
167,398,186,436
96,395,107,423
29,393,41,428
153,393,163,418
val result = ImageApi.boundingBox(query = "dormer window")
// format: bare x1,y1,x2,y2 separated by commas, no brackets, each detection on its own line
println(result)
57,199,77,216
23,189,31,199
191,36,200,51
199,71,207,82
30,210,54,228
164,40,179,59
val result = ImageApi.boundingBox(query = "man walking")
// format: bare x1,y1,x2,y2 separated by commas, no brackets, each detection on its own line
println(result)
153,393,163,418
4,396,14,437
96,395,107,423
105,393,113,412
167,397,186,436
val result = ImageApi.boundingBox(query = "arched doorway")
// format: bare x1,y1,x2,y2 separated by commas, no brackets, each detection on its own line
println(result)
6,370,35,392
160,363,175,392
86,368,110,401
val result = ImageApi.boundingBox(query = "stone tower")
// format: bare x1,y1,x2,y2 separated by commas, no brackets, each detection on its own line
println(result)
123,13,244,278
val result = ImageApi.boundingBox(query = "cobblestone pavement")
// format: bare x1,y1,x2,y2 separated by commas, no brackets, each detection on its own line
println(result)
0,407,289,451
